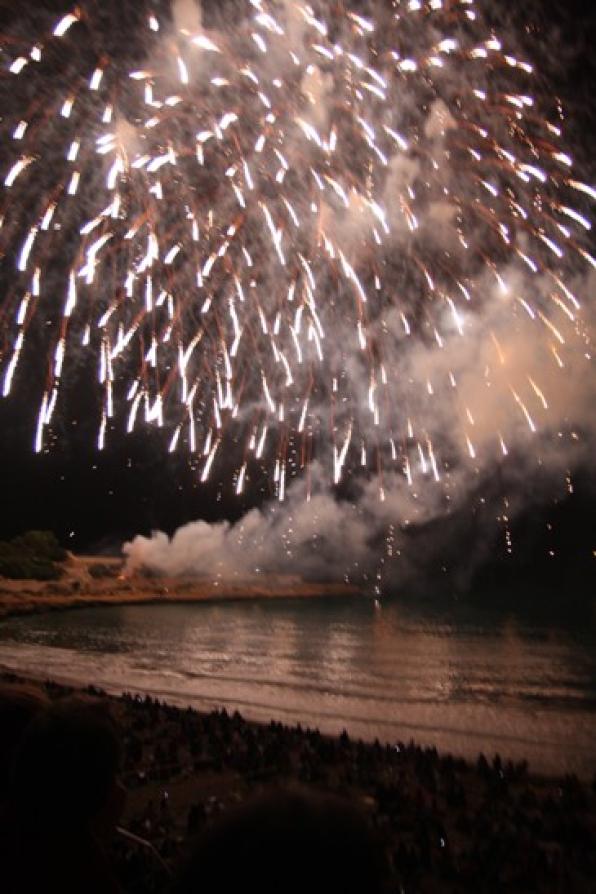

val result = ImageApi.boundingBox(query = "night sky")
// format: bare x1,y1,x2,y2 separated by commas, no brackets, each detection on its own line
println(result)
0,0,594,596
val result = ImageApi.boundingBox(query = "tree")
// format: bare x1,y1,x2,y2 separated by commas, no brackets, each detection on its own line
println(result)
0,530,65,580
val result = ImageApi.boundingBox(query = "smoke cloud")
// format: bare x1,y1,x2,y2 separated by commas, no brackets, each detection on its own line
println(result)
3,0,591,590
121,1,596,590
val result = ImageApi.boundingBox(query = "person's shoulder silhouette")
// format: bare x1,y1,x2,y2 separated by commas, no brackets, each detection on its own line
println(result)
171,785,389,894
8,695,125,894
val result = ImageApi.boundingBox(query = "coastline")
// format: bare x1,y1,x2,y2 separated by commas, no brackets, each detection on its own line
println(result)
3,560,594,783
0,583,361,622
0,553,360,621
0,598,596,780
0,666,568,789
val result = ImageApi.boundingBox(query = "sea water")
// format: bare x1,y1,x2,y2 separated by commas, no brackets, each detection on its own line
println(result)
0,596,595,777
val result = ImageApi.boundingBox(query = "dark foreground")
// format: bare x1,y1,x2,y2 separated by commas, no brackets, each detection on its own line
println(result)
2,672,595,893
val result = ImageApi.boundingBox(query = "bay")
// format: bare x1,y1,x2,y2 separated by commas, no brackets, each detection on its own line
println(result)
0,596,595,777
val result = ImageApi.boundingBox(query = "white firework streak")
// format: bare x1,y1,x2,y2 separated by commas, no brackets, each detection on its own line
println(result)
0,0,593,498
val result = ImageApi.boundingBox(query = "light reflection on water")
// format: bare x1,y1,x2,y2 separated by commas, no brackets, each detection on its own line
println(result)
0,597,595,777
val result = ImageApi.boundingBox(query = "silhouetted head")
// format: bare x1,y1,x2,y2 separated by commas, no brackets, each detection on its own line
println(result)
11,695,123,833
172,786,389,894
0,681,49,796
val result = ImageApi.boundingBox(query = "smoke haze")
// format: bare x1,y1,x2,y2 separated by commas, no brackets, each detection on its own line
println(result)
122,0,595,589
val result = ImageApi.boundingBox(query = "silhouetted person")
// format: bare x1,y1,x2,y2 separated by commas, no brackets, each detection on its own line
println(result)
0,681,48,800
171,786,389,894
0,680,50,886
6,696,125,894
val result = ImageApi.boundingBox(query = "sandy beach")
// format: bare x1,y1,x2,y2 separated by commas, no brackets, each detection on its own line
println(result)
0,553,360,621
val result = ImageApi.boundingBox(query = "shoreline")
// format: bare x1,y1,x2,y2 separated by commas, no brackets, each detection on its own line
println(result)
0,585,362,622
0,665,571,788
0,555,362,621
1,651,594,784
3,566,595,783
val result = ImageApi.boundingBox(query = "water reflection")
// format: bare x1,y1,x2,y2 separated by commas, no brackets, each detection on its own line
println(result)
0,596,595,775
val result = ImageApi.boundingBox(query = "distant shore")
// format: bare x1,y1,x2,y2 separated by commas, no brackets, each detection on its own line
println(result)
0,553,360,621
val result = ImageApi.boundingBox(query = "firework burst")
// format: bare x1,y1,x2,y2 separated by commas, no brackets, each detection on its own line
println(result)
1,0,593,501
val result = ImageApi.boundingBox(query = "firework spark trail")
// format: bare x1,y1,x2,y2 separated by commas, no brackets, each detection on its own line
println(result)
0,0,594,503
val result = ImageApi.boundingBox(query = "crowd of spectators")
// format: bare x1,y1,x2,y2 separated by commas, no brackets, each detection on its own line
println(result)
1,672,595,892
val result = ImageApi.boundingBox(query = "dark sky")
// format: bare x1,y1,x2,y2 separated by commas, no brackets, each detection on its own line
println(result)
0,0,594,571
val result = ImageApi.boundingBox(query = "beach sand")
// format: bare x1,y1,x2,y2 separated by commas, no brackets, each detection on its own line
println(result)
0,552,359,620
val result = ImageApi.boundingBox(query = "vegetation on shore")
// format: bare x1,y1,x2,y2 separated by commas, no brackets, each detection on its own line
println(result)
0,530,66,581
